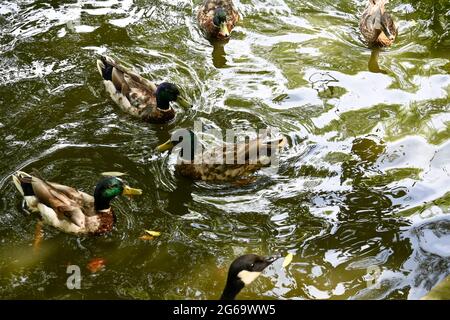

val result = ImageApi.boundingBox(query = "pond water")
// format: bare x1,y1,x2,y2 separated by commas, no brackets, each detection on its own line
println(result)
0,0,449,299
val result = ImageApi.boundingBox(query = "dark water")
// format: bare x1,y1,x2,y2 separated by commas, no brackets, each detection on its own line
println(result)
0,0,449,299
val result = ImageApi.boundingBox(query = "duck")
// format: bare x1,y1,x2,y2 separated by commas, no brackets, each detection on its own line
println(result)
197,0,240,40
359,0,397,47
221,254,279,300
96,55,191,123
156,129,287,181
12,171,142,235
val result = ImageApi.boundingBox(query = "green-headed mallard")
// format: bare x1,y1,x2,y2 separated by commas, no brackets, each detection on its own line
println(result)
156,129,287,181
96,55,191,123
360,0,397,47
197,0,240,40
221,254,279,300
12,171,142,235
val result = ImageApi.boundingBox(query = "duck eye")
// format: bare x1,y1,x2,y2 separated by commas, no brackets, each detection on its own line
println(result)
250,263,254,268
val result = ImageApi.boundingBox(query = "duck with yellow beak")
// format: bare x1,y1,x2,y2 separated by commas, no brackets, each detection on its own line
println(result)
197,0,240,40
12,171,142,235
156,129,287,182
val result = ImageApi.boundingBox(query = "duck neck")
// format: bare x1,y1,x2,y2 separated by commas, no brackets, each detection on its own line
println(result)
156,96,170,110
220,278,244,300
94,196,112,211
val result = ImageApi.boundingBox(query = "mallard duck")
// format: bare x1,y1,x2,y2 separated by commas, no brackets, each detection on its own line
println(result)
359,0,397,47
96,55,191,123
197,0,240,40
221,254,279,300
156,129,287,181
12,171,142,235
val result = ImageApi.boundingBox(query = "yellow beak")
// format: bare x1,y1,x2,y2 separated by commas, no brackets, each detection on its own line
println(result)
156,140,174,152
176,96,192,109
219,22,230,37
122,185,143,196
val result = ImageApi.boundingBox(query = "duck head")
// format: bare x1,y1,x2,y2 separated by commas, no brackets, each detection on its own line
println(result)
213,7,230,38
156,82,191,110
220,254,280,300
94,176,142,211
156,129,198,162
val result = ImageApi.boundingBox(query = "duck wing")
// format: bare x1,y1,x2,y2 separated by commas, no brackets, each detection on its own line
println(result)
26,174,89,227
97,55,158,111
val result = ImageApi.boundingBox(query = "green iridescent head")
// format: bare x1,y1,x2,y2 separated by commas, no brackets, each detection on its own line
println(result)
213,8,230,38
94,176,142,210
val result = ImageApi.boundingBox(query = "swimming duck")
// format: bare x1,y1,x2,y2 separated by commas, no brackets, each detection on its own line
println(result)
197,0,240,40
156,129,287,181
96,55,191,123
12,171,142,235
221,254,279,300
359,0,397,47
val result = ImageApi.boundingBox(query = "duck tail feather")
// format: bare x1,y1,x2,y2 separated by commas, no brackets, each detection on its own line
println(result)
97,55,114,81
12,171,34,197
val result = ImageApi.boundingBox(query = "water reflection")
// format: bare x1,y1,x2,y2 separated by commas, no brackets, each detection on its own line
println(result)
211,40,228,68
0,0,449,300
368,48,387,74
341,136,386,185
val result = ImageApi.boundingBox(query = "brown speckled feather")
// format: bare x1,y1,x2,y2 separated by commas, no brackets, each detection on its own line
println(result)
360,0,397,47
197,0,240,39
176,136,287,181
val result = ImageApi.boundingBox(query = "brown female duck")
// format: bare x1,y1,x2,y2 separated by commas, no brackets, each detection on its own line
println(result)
156,129,287,182
360,0,397,47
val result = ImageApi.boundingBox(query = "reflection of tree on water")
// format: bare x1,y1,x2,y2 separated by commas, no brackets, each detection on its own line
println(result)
166,177,194,216
368,48,387,74
341,136,386,186
309,72,339,97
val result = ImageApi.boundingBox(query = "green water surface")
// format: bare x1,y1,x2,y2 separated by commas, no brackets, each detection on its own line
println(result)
0,0,449,299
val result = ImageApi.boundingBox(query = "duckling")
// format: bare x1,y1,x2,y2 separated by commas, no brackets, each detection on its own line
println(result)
12,171,142,235
156,129,287,181
360,0,397,47
221,254,279,300
96,55,191,123
197,0,240,40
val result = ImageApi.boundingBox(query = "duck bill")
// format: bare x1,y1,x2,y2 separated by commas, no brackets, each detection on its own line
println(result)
219,22,230,38
176,95,192,109
156,140,174,152
265,253,282,264
260,254,282,270
122,185,143,196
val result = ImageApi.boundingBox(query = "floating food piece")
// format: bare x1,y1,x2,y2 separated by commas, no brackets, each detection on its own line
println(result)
139,234,155,241
87,258,106,273
144,230,161,237
282,253,293,268
140,230,162,241
101,171,127,177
